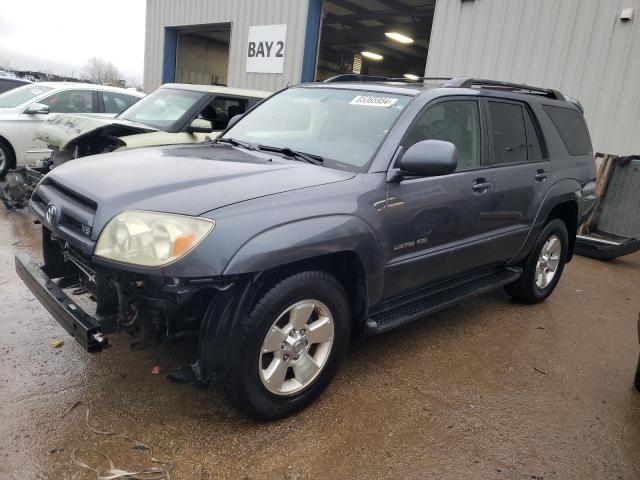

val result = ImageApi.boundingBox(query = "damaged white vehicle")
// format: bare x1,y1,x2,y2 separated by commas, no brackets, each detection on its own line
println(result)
0,83,270,208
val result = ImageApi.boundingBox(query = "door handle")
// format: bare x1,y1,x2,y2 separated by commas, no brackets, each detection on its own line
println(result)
535,171,549,182
472,180,492,192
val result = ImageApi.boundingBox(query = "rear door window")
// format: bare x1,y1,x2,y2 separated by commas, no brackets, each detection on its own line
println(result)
101,91,140,114
488,101,527,164
543,105,592,156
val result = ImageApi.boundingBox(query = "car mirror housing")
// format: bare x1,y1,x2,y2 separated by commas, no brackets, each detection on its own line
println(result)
226,114,243,130
187,118,213,133
24,103,50,115
398,139,458,177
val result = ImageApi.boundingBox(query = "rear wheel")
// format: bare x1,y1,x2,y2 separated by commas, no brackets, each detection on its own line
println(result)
0,139,15,178
505,218,568,303
223,271,350,420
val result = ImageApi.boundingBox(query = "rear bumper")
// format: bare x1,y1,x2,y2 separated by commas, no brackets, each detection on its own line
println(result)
15,253,108,352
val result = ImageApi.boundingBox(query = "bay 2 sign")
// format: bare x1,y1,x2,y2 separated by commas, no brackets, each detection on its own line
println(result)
246,24,287,74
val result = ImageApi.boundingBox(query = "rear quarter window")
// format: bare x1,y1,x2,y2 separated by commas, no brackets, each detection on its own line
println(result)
543,105,592,156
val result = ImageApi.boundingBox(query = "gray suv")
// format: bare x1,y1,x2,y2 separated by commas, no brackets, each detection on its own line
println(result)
16,77,597,419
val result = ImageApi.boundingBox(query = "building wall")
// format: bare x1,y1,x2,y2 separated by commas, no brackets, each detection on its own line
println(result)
144,0,310,93
426,0,640,156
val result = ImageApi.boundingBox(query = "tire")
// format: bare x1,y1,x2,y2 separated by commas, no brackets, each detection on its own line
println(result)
505,218,569,304
0,139,15,179
634,354,640,391
223,271,351,420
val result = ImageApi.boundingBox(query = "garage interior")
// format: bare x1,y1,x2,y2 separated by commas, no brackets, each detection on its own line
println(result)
316,0,435,81
175,23,231,86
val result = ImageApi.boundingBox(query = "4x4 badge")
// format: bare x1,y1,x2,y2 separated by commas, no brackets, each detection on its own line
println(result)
45,205,57,225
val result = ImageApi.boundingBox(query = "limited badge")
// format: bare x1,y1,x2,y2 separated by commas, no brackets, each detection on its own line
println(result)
349,95,398,108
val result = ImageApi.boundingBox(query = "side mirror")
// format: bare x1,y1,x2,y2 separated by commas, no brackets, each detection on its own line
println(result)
187,118,213,133
24,103,50,115
398,139,458,177
226,114,243,130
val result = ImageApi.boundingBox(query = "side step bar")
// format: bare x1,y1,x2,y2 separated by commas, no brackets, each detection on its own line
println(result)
366,267,522,335
575,234,640,261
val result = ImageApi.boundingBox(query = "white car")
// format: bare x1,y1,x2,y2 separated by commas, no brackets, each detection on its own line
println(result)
0,82,144,177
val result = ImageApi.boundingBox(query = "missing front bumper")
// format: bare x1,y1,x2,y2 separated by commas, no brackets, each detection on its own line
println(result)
15,253,108,352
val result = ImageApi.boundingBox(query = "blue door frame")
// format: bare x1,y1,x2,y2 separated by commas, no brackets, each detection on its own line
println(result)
162,27,177,84
301,0,323,83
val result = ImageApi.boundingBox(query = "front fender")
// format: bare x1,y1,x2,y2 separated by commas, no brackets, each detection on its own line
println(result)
223,215,385,304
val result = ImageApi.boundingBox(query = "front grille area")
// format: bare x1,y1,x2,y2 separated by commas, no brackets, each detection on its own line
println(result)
31,179,98,254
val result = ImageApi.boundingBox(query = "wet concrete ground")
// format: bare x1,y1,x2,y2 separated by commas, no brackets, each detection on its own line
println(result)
1,205,639,479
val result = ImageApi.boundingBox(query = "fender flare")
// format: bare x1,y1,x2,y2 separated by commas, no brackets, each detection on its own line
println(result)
511,178,581,264
223,214,385,304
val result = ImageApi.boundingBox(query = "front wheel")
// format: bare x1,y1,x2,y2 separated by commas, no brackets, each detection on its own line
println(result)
505,218,568,304
0,139,15,179
223,271,351,420
634,354,640,391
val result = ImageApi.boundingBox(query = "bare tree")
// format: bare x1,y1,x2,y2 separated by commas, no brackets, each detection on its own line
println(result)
83,57,121,84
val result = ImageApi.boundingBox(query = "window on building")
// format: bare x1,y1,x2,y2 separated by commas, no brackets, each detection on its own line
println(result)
543,105,592,156
403,99,482,171
40,90,95,113
102,91,140,114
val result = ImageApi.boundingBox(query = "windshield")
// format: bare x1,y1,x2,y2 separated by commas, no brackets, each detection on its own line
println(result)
118,88,205,130
0,84,53,108
223,87,412,171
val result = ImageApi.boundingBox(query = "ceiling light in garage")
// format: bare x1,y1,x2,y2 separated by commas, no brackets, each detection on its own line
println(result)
361,51,383,61
385,32,414,44
404,74,420,80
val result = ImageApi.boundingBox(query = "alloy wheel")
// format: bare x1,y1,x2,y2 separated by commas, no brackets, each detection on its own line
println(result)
259,299,334,396
535,234,562,288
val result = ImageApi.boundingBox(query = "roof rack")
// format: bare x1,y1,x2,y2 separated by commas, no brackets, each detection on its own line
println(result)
444,77,565,101
323,74,452,83
322,74,566,102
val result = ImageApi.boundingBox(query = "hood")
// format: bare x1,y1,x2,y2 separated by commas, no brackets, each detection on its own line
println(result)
34,114,156,150
46,144,355,233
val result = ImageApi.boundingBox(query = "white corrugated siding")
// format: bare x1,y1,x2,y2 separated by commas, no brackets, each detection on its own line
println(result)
426,0,640,156
144,0,309,93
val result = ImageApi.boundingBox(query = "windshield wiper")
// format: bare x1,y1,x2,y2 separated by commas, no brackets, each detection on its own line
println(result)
257,145,324,165
215,137,257,150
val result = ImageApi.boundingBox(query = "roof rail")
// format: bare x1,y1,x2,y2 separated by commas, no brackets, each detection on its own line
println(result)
323,74,452,83
444,77,565,101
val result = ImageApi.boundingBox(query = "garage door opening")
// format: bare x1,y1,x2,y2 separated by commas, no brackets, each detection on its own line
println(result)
175,23,231,86
315,0,435,81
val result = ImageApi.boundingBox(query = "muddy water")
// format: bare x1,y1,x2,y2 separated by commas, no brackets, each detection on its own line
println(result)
1,206,639,479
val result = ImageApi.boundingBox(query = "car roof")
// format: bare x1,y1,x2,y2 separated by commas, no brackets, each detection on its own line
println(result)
160,83,271,98
28,81,145,96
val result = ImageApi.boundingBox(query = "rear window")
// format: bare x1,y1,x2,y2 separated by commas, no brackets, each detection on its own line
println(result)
543,105,591,156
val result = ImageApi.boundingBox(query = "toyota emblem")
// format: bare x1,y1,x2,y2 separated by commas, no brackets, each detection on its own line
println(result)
45,205,57,225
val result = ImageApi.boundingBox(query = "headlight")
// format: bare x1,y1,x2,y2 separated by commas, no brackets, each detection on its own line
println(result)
95,211,215,267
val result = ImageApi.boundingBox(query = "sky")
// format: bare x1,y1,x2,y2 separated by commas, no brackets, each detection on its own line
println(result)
0,0,146,85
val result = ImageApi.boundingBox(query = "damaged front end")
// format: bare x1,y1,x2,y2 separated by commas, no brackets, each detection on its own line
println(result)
0,161,51,208
16,227,239,355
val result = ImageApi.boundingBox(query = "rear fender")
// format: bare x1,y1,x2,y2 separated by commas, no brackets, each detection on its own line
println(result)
510,179,582,264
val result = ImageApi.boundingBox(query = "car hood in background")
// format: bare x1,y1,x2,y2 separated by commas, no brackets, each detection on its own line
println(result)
34,114,157,150
46,144,356,235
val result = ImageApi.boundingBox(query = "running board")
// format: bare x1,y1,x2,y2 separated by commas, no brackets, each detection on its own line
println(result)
366,267,522,335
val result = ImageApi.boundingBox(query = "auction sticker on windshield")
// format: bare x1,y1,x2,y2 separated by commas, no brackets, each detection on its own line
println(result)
349,95,398,108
